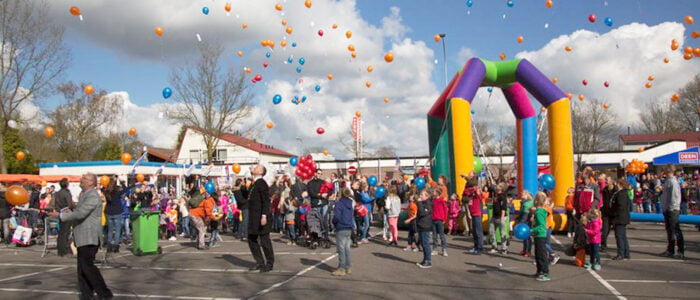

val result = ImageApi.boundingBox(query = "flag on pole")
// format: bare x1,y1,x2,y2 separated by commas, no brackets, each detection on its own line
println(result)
154,162,167,175
204,164,214,176
394,157,401,171
130,152,149,175
185,163,196,176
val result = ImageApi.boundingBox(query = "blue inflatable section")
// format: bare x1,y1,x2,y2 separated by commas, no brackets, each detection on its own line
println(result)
630,213,700,225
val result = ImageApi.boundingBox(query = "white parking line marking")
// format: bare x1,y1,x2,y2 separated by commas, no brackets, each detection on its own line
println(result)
163,251,333,255
0,288,240,299
0,267,67,283
250,253,338,300
99,265,294,274
606,280,700,284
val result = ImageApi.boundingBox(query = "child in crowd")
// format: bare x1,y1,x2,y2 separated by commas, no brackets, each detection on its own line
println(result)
178,197,190,238
519,191,534,257
298,196,311,238
167,203,178,241
332,187,355,276
583,208,602,270
416,189,434,269
431,188,448,256
642,183,653,213
447,194,460,236
284,197,298,245
565,187,575,238
543,196,560,265
633,187,644,213
532,192,550,281
403,194,419,252
489,183,508,254
209,203,223,248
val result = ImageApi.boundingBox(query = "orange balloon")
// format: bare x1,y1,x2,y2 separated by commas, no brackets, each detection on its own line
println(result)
280,40,287,47
365,81,372,88
383,97,389,103
664,57,670,63
638,147,645,152
517,36,524,43
136,174,145,182
545,0,553,8
242,23,248,29
237,50,243,57
245,67,252,73
69,6,81,16
121,153,132,165
565,46,572,52
348,44,355,51
603,103,610,109
694,48,700,57
671,40,679,51
578,94,585,101
434,34,441,42
647,75,655,81
671,93,680,102
323,150,329,156
693,31,700,39
99,175,110,187
346,31,352,39
551,77,558,84
366,65,373,72
6,185,29,206
499,53,506,60
684,46,693,54
266,122,274,129
384,52,394,63
15,151,25,161
327,73,333,80
232,163,241,174
84,84,94,95
355,111,362,117
225,3,231,12
566,92,573,99
275,3,283,11
281,19,287,26
128,127,137,136
41,180,47,187
351,52,357,58
685,16,694,24
305,0,312,9
332,24,338,29
645,82,652,88
684,53,693,60
44,126,54,138
268,40,275,48
155,27,163,36
286,27,293,34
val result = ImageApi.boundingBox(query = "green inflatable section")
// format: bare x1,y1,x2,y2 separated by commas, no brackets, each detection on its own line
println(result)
480,58,522,88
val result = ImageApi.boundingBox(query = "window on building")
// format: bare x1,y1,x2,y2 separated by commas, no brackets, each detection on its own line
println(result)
189,150,201,161
216,149,227,161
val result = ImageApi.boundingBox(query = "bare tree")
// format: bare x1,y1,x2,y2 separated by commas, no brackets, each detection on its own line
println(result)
0,0,70,172
640,100,684,133
473,122,494,155
49,82,123,161
338,127,370,160
488,126,516,181
165,42,253,161
669,74,700,132
371,146,397,158
571,99,619,170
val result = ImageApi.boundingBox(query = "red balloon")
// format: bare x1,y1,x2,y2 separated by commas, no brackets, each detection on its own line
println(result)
318,29,324,36
316,127,325,134
604,81,610,87
254,74,262,81
588,14,597,23
582,79,588,86
263,62,268,68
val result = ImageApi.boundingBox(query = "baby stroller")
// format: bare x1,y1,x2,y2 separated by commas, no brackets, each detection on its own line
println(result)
304,208,330,249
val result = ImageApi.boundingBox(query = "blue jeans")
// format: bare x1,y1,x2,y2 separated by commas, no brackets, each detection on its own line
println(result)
106,215,123,247
181,215,190,237
589,243,600,265
360,213,370,240
471,216,484,251
545,228,554,255
643,202,651,213
287,224,296,241
121,216,130,242
321,204,329,240
432,220,447,251
239,209,249,238
336,229,352,269
654,202,662,214
420,231,432,264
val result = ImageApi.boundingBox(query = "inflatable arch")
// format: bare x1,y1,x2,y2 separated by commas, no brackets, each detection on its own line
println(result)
427,58,574,207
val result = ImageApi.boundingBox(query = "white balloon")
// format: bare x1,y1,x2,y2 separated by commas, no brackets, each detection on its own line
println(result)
434,59,438,64
7,120,17,129
544,23,549,29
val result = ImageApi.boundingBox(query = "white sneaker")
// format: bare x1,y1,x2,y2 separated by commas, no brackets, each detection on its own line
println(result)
403,246,412,251
412,247,418,252
179,233,186,237
442,250,448,257
431,250,437,256
168,236,177,241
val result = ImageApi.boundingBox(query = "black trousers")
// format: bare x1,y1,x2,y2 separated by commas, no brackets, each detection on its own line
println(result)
601,215,612,248
614,224,630,258
248,233,274,267
77,245,111,300
58,221,72,256
534,237,549,275
664,210,685,254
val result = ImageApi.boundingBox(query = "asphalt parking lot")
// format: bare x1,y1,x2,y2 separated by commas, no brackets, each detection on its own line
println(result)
0,222,698,300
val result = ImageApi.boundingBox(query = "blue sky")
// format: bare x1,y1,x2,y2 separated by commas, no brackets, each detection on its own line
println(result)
40,0,700,156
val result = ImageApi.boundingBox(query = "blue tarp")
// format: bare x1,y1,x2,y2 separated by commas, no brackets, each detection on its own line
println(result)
652,147,700,165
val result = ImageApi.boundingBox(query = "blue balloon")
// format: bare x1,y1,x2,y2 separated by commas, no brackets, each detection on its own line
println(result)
298,58,305,65
287,56,294,63
538,174,556,191
506,0,514,7
202,7,209,15
266,52,272,58
289,156,298,166
292,42,297,47
415,177,426,190
604,17,613,27
466,0,473,8
487,87,493,93
375,186,387,198
162,87,172,99
514,223,530,240
272,94,282,105
471,109,475,114
205,181,215,195
296,67,302,73
301,96,307,103
368,175,378,187
314,85,321,92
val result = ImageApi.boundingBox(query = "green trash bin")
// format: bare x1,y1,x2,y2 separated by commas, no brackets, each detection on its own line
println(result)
487,203,511,245
131,210,162,256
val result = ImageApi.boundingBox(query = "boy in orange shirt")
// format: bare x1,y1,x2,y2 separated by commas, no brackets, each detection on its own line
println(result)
403,194,419,252
565,187,575,238
189,189,216,250
544,197,560,264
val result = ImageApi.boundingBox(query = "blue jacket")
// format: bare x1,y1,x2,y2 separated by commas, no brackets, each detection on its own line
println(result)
332,197,354,231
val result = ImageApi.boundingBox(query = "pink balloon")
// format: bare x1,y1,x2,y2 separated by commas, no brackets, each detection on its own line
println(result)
263,62,269,68
582,79,588,86
604,81,610,87
316,127,325,134
317,29,324,36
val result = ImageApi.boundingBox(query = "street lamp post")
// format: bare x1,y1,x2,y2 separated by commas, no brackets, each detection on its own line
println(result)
439,33,447,87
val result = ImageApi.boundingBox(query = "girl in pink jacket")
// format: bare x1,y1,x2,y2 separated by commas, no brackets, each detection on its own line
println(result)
447,194,460,236
583,208,602,270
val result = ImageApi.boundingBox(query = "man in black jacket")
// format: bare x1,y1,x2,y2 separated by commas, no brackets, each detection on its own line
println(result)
54,179,75,256
600,177,617,251
246,164,275,272
611,178,631,260
416,189,433,269
307,170,328,241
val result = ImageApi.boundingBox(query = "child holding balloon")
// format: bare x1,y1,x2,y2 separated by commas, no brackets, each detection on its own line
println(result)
532,192,550,281
519,191,534,257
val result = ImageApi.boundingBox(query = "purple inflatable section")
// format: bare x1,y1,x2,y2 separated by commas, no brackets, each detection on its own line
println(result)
503,82,537,119
515,59,567,107
449,58,486,103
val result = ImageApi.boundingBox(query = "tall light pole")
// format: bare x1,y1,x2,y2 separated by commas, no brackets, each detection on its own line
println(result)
439,33,447,87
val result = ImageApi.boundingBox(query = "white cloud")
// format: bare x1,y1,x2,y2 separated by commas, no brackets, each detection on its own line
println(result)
456,46,476,67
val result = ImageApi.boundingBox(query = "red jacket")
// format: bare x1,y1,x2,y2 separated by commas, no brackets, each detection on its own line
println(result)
432,197,448,221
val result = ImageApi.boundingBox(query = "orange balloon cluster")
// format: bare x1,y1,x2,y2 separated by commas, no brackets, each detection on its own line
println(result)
626,159,648,174
260,39,275,48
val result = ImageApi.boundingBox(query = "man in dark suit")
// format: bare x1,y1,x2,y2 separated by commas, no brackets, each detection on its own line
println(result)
54,178,75,257
247,164,275,272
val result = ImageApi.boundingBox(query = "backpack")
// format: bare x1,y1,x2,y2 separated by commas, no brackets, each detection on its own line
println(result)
354,203,368,217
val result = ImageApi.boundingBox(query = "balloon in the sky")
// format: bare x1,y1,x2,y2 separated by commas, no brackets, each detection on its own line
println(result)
384,52,394,62
296,67,302,73
128,127,137,136
301,96,307,103
263,61,268,68
365,81,372,88
545,0,553,8
266,122,274,129
155,27,163,36
604,17,613,27
44,126,54,138
604,81,610,88
266,52,271,58
286,27,293,34
275,3,283,11
517,36,524,43
499,53,506,60
273,94,282,104
685,16,694,24
202,7,209,15
299,58,305,65
84,84,94,95
237,51,243,57
314,85,321,92
305,0,312,9
346,31,352,39
318,29,324,36
582,79,588,86
162,87,172,99
466,0,473,8
434,34,441,42
506,0,514,7
289,156,298,166
316,127,325,134
588,14,597,23
225,3,231,12
287,56,294,63
367,65,373,72
69,6,81,16
327,73,333,80
292,42,297,47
